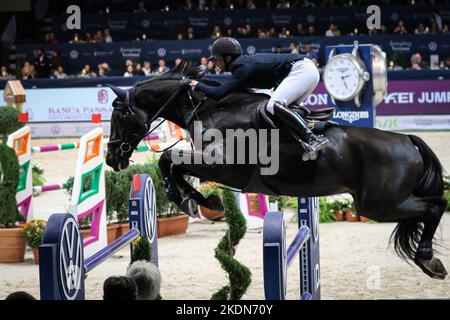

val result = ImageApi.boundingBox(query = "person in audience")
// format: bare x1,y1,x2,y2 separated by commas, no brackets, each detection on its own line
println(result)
325,23,340,36
303,43,318,66
52,66,68,79
141,61,152,76
103,276,137,300
177,33,184,40
80,64,96,77
5,291,36,300
126,260,161,300
296,23,305,36
154,59,170,75
174,58,183,67
124,64,134,77
70,33,82,43
134,63,143,76
307,25,315,36
394,20,408,34
246,0,256,9
135,1,147,13
1,65,14,79
33,48,51,78
94,30,104,42
410,53,428,70
211,26,222,38
277,0,290,8
51,50,63,70
289,42,300,54
21,61,36,79
183,0,194,10
200,56,208,67
205,60,215,74
104,29,113,43
415,23,428,34
442,23,449,34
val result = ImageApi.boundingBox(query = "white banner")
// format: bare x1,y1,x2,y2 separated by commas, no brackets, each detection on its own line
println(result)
376,115,450,131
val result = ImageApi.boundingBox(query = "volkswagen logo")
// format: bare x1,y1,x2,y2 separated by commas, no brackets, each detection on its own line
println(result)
246,45,256,55
428,41,438,51
157,48,166,57
69,50,79,59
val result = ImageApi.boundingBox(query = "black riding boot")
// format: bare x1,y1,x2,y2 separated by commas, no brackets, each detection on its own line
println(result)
272,101,329,161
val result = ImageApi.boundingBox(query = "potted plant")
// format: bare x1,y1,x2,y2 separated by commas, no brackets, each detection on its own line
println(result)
198,182,224,221
0,143,26,263
106,209,119,244
157,203,189,238
21,220,46,264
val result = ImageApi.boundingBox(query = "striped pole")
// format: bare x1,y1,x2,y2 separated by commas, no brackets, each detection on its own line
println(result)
143,133,161,141
31,142,79,153
33,183,64,194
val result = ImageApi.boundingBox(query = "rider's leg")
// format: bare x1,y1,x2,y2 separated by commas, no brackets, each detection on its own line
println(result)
267,58,328,161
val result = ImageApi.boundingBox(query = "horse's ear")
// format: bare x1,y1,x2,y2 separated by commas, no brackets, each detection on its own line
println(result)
106,84,127,101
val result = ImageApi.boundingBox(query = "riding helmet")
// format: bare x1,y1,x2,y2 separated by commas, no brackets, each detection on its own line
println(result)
208,37,243,60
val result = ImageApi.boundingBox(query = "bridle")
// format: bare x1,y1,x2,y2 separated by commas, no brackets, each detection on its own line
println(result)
108,81,202,157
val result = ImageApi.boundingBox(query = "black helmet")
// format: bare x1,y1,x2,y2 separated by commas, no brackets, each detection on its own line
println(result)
208,37,243,60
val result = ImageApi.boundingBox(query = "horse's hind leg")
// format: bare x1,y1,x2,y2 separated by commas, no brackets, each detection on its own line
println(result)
382,195,448,279
414,196,448,279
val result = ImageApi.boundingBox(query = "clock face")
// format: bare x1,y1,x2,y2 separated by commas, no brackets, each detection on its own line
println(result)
324,56,361,101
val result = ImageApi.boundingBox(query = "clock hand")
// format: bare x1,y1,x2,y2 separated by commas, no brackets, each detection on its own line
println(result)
341,76,349,90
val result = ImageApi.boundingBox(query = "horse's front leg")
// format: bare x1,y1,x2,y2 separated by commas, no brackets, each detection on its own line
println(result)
158,150,183,209
162,148,226,216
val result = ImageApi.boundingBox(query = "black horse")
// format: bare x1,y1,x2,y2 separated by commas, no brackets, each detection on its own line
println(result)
106,62,447,280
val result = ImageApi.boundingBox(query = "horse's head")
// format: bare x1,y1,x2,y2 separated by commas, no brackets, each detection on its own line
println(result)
106,61,204,171
106,84,150,171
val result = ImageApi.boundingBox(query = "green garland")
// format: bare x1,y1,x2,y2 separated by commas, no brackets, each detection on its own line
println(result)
211,189,251,300
0,143,23,226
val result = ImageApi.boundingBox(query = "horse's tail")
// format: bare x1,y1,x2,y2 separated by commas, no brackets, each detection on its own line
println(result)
390,134,446,261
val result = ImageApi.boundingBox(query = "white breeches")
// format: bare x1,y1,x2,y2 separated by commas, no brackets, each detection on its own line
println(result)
266,58,320,115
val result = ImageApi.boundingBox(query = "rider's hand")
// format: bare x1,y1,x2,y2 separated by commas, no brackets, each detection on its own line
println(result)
189,80,198,89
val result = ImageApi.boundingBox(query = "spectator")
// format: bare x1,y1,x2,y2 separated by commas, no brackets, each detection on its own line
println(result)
410,53,428,70
70,33,82,43
296,23,305,36
246,0,256,9
80,64,96,78
274,44,282,54
325,23,340,36
21,61,36,80
51,50,63,70
277,0,290,8
443,23,449,34
85,32,95,43
33,48,51,78
174,58,183,66
214,63,224,74
125,59,133,68
200,57,208,67
135,1,147,13
154,59,170,75
5,292,36,300
279,27,290,38
104,29,113,43
430,21,438,33
1,65,14,79
187,27,195,39
134,63,143,76
94,30,104,42
415,23,428,34
205,60,215,74
394,20,408,34
51,66,68,79
211,26,222,38
176,33,184,40
141,61,152,76
289,42,300,54
303,43,318,65
124,65,134,77
126,260,161,300
226,28,234,37
103,276,137,300
183,0,194,10
307,25,315,36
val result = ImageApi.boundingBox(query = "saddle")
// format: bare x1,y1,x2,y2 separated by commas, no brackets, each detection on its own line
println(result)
258,102,337,135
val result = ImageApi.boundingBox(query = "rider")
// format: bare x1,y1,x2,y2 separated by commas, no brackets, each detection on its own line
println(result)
187,37,329,161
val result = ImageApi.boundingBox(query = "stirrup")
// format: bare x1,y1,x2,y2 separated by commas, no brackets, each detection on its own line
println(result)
301,136,329,161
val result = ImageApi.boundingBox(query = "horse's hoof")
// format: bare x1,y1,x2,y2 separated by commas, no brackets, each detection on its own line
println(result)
414,256,448,280
206,195,224,212
181,198,198,218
